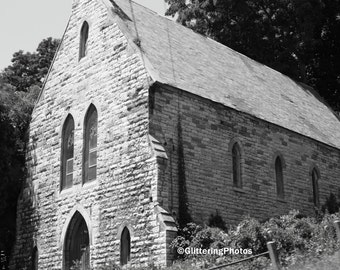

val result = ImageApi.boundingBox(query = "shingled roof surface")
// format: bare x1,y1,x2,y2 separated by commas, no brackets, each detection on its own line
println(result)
111,0,340,149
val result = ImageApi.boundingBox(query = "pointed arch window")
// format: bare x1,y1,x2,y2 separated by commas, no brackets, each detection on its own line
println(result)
120,227,131,265
61,115,75,190
83,105,97,183
232,143,242,188
275,156,284,198
312,168,320,206
79,21,89,60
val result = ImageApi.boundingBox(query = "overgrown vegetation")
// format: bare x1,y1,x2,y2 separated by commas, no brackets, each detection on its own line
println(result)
322,192,340,214
177,116,192,227
170,210,340,270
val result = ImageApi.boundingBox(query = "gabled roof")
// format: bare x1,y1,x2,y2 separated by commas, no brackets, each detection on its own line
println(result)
109,0,340,150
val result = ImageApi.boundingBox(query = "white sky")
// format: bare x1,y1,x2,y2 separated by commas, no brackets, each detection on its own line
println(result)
0,0,167,71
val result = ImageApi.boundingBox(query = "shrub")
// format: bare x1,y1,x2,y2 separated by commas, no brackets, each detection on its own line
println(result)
208,211,227,231
170,210,340,270
231,217,267,254
322,193,340,214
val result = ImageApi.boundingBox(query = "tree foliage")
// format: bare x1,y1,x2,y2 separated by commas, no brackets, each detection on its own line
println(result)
1,37,59,92
165,0,340,110
0,81,26,268
0,37,59,269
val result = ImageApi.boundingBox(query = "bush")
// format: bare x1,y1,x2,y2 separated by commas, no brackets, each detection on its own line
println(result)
322,193,340,214
208,211,227,230
231,217,267,254
170,210,340,270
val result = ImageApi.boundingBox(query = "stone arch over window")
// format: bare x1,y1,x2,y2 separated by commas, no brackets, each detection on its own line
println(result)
63,211,90,270
274,155,284,199
120,227,131,265
61,114,75,190
311,166,320,207
31,246,38,270
232,142,242,188
60,204,93,248
83,104,98,183
79,21,89,60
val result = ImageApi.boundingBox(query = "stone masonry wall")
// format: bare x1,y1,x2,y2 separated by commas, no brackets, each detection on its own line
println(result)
10,0,170,269
149,84,340,226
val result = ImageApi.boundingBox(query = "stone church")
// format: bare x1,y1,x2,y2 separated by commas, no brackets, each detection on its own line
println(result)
10,0,340,269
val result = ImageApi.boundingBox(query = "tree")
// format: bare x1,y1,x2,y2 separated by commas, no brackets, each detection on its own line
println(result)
310,0,340,110
1,37,59,92
0,81,27,270
0,37,59,269
165,0,340,110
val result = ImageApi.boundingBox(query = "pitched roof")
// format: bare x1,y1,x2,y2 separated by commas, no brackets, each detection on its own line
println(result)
109,0,340,150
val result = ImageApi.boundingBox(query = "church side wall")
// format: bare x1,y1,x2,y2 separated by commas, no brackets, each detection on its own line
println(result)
149,84,340,225
10,1,166,269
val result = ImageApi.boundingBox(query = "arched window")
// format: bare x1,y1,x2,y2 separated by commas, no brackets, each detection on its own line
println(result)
79,21,89,60
275,156,284,198
312,168,320,206
64,212,90,270
61,115,75,190
120,227,131,265
31,246,38,270
232,143,242,188
83,105,97,183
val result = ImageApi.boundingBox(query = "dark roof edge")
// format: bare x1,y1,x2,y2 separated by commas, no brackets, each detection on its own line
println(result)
152,81,340,152
103,0,162,83
108,0,132,21
296,81,340,122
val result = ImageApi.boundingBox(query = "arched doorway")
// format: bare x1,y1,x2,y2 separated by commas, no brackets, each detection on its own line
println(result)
64,212,90,270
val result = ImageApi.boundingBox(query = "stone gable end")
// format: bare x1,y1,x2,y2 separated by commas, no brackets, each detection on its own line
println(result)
10,0,176,269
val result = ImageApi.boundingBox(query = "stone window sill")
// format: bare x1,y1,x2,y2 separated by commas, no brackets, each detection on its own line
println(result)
59,186,74,197
82,179,98,190
276,197,287,203
233,187,246,194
